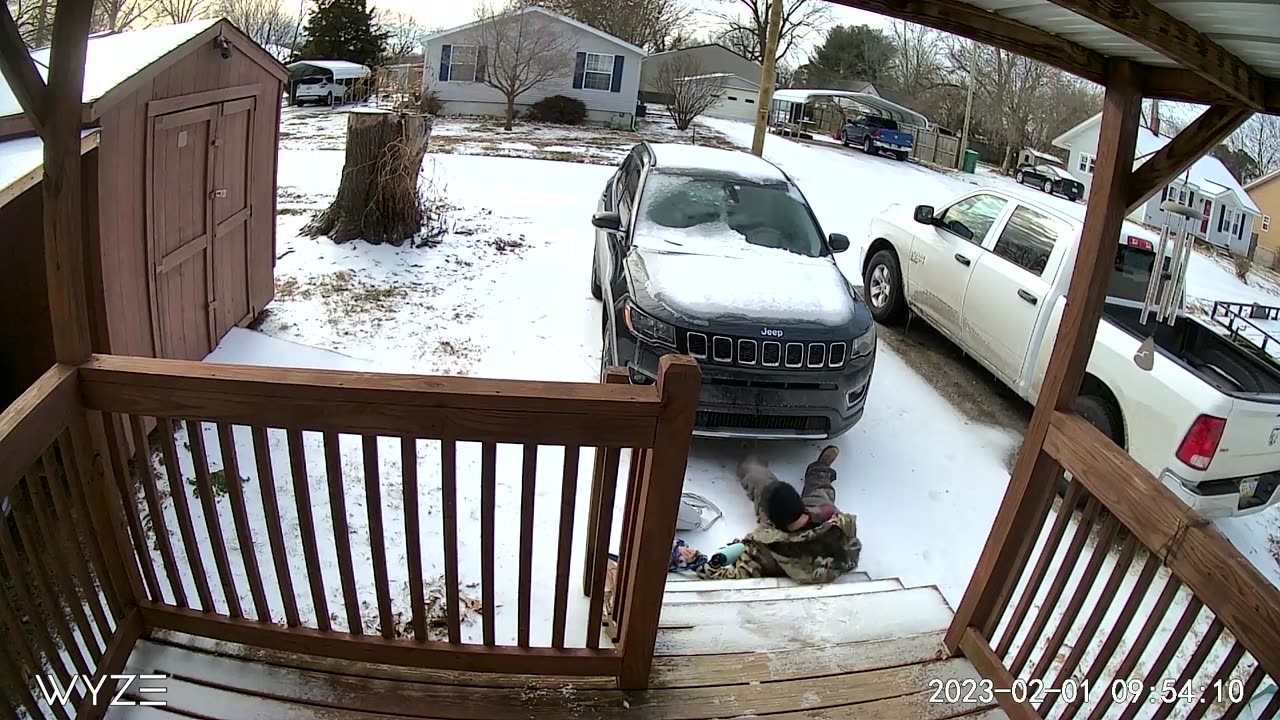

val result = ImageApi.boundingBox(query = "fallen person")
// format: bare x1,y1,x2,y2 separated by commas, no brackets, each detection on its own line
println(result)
698,445,861,584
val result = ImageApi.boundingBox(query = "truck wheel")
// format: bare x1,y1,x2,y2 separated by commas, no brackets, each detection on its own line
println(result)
863,249,907,324
590,253,602,300
896,151,908,161
1059,393,1123,497
863,137,874,154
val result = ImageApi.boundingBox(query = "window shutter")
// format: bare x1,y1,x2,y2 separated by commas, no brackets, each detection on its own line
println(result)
611,55,624,92
439,45,451,82
1218,205,1226,233
1161,185,1169,201
1189,191,1195,207
476,46,487,83
573,52,586,89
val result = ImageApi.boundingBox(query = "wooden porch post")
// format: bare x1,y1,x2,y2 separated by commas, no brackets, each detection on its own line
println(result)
945,59,1143,653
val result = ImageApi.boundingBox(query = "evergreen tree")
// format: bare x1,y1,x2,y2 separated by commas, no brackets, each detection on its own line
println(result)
797,25,896,88
298,0,387,67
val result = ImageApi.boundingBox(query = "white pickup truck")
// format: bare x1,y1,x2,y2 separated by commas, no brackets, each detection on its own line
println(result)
863,187,1280,519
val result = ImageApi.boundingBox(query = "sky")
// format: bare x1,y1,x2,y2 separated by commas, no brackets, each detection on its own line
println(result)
385,1,892,60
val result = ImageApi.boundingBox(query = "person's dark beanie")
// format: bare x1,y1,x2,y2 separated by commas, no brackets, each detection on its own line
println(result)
762,480,806,529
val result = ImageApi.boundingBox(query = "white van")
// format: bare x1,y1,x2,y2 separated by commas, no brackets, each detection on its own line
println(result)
287,60,372,106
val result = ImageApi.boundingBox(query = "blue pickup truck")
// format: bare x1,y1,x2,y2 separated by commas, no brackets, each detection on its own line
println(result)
840,115,913,161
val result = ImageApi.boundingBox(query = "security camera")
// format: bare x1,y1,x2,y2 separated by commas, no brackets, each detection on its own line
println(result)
215,35,233,60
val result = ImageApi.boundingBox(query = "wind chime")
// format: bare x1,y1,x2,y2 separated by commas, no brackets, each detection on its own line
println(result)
1133,188,1204,371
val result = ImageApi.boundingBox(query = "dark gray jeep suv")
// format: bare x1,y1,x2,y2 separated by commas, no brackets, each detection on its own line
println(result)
590,142,877,439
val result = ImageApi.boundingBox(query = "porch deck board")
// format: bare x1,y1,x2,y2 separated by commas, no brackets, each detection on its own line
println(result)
111,630,1002,720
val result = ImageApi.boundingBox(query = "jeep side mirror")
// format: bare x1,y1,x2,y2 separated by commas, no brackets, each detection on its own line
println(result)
913,205,935,225
828,233,850,253
592,211,623,233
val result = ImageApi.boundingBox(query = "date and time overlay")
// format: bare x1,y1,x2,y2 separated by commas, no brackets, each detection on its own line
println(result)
929,677,1251,708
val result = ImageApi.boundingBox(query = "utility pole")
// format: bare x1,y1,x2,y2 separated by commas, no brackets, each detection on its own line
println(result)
958,39,977,169
751,0,784,156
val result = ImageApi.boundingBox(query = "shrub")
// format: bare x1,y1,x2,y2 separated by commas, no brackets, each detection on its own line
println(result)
420,89,444,116
526,95,587,125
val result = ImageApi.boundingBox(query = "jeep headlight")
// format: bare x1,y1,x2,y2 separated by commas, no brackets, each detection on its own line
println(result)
625,303,677,348
850,323,876,358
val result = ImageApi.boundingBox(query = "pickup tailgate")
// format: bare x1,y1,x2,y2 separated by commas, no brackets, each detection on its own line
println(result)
1215,397,1280,481
877,129,912,148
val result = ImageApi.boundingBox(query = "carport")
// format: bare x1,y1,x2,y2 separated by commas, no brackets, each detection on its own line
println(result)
794,0,1280,714
768,88,928,137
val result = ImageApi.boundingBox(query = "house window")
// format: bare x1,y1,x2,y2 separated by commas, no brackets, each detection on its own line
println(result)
583,52,615,91
727,95,738,101
1265,215,1272,232
448,45,478,82
1178,187,1187,204
1077,152,1096,174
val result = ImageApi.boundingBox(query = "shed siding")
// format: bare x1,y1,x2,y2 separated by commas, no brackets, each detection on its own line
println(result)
94,39,280,359
424,21,642,119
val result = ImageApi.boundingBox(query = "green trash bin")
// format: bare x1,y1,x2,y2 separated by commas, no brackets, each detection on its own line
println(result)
962,149,979,174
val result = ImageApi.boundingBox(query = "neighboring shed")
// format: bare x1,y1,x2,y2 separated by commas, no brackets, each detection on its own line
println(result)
639,43,762,104
0,18,286,406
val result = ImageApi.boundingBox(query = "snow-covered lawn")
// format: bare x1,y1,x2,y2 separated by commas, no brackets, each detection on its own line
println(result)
132,109,1279,658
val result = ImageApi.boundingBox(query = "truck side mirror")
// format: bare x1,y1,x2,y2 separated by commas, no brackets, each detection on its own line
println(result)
592,211,623,233
913,205,935,225
828,233,850,253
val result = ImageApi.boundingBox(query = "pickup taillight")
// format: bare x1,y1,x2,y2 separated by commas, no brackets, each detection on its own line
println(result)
1176,414,1226,470
872,129,881,138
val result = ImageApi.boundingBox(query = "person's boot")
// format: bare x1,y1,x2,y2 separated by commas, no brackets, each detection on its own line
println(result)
817,445,839,467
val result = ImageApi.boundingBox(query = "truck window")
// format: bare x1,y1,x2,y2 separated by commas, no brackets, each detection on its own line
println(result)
938,194,1008,244
992,205,1063,276
1110,244,1170,303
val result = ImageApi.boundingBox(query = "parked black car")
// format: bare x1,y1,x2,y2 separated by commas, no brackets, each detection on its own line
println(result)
589,142,877,439
1015,164,1085,201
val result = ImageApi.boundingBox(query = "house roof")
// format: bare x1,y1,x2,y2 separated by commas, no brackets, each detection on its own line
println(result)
1245,167,1280,192
286,60,372,79
771,88,929,128
643,43,761,68
676,72,759,89
0,19,287,129
422,6,647,57
0,130,99,208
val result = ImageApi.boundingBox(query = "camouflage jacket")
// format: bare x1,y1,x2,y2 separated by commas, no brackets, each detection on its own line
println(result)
696,512,861,584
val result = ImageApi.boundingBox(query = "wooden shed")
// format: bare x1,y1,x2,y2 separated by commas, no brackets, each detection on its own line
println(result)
0,19,285,405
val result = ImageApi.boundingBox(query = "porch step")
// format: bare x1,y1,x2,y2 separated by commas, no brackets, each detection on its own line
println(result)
654,584,954,656
664,570,871,592
663,577,903,605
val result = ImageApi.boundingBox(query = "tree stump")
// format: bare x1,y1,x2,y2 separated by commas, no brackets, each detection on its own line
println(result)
306,109,433,246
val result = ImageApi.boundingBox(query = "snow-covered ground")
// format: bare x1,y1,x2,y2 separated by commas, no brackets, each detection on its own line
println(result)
130,108,1280,663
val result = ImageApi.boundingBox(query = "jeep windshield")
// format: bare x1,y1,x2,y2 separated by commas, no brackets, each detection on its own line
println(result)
636,172,826,258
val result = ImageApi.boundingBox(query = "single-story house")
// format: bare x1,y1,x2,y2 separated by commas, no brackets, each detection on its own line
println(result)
1053,112,1260,254
639,43,762,105
0,18,285,407
422,7,645,127
1245,168,1280,267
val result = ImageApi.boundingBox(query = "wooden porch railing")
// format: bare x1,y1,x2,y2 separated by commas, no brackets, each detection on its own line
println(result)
949,408,1280,720
2,353,699,717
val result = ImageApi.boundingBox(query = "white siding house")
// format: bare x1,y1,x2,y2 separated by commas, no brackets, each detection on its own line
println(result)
1052,113,1260,253
422,8,645,127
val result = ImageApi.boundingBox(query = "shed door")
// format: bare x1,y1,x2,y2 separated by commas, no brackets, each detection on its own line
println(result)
150,105,216,361
150,98,256,361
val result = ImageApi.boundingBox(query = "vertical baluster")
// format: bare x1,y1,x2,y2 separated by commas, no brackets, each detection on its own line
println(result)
363,435,393,639
55,430,122,622
286,429,329,632
113,415,162,601
1148,618,1225,720
128,415,186,607
26,472,105,658
323,431,361,634
441,439,461,644
1009,494,1102,676
402,436,425,642
217,423,269,622
517,444,537,648
1184,641,1245,720
156,418,214,613
0,562,65,720
11,479,93,677
0,509,74,692
77,410,147,610
251,427,300,627
1220,663,1267,720
1086,574,1184,720
187,419,242,618
610,448,646,633
39,445,112,641
996,480,1083,657
551,445,580,650
1117,596,1204,720
585,446,621,650
1259,688,1280,718
480,441,497,646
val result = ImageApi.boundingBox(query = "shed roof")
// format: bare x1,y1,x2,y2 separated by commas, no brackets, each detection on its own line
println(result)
0,18,287,131
0,130,99,208
771,88,929,128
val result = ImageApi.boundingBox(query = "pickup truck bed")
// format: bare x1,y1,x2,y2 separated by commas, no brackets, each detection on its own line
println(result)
1105,304,1280,397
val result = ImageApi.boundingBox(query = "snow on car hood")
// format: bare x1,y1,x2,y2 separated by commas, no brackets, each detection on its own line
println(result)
632,247,858,327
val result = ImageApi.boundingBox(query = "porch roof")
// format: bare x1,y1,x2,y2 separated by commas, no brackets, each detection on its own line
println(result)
0,128,97,208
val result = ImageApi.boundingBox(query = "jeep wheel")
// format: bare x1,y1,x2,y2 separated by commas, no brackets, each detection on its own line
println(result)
863,249,906,324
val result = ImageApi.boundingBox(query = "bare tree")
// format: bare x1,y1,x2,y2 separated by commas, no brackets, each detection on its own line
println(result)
654,55,723,130
1234,114,1280,179
469,3,574,130
154,0,208,24
219,0,293,49
712,0,832,65
381,10,426,63
540,0,692,52
885,21,948,96
92,0,155,33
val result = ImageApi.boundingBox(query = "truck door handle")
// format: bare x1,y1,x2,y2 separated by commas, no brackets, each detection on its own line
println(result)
1018,289,1038,305
954,253,971,266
